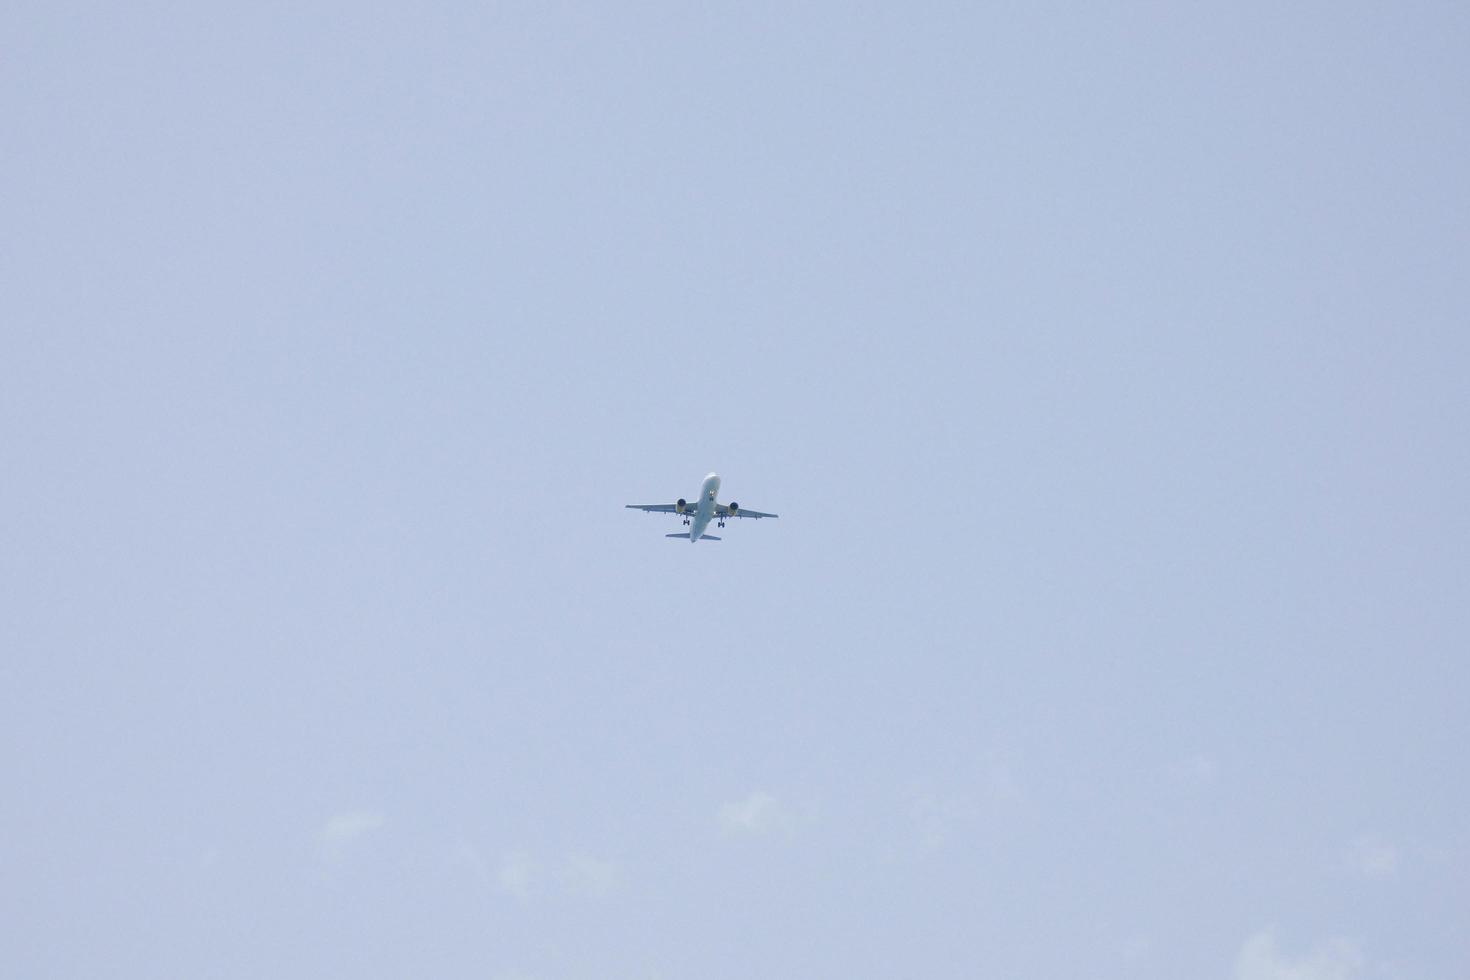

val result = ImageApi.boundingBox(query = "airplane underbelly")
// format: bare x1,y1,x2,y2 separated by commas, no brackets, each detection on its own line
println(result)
692,504,712,540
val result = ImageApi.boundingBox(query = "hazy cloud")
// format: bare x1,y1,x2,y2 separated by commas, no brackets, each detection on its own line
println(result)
906,790,978,853
719,791,795,836
1173,753,1218,789
558,853,618,897
318,810,385,862
1349,835,1399,879
984,757,1024,803
494,849,618,900
1235,929,1365,980
498,850,537,900
903,758,1021,854
1119,933,1152,964
451,840,491,884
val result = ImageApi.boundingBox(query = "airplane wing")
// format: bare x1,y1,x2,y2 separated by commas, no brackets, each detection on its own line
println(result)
625,503,684,514
717,504,778,519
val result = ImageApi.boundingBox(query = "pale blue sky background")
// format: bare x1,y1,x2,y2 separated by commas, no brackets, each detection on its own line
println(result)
3,3,1467,978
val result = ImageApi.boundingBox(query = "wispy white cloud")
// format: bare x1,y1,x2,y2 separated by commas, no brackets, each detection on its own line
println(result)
558,852,618,897
1119,933,1152,964
451,840,491,884
906,790,978,853
719,790,795,836
498,849,537,900
1349,834,1399,879
902,757,1022,854
317,810,385,863
1234,929,1365,980
983,756,1024,803
1173,753,1217,789
493,848,618,900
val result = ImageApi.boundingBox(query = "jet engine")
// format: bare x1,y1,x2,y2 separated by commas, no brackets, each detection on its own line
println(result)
675,498,688,514
727,502,739,515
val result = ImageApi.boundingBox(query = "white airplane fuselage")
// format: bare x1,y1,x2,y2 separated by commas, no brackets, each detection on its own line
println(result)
687,472,721,543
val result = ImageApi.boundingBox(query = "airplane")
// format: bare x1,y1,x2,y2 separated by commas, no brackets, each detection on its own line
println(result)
626,472,778,542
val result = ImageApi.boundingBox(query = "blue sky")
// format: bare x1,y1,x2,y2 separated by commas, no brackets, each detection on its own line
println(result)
3,3,1467,978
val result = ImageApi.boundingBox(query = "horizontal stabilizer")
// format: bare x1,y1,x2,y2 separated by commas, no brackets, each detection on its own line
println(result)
664,532,721,540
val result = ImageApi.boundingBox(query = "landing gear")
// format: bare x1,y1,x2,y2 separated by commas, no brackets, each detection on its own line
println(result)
717,520,726,528
683,517,691,526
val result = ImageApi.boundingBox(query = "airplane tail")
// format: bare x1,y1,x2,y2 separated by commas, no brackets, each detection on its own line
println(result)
665,532,721,541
